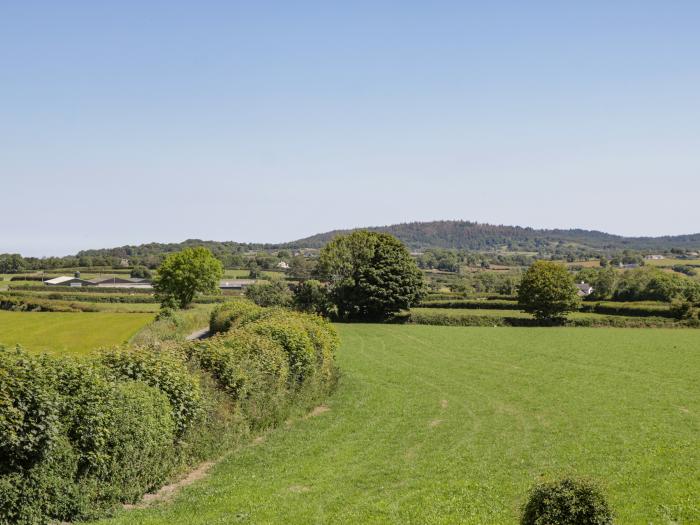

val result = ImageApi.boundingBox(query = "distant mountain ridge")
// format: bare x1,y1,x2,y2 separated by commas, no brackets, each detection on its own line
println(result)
283,220,700,252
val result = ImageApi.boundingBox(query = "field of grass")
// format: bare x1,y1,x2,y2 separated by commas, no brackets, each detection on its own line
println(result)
0,311,153,355
95,324,700,524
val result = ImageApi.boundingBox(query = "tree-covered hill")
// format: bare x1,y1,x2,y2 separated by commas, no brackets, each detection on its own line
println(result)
284,221,700,252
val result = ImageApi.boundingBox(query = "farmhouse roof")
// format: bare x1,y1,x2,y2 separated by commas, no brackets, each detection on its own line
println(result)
44,276,76,285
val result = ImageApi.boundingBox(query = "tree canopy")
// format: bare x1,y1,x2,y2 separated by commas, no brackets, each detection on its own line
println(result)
317,231,424,321
518,260,580,322
153,247,223,308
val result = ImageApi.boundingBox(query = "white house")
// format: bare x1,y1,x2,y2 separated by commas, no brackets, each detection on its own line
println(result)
277,261,290,270
576,281,594,297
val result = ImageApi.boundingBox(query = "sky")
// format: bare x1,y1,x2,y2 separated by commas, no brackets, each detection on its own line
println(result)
1,1,699,256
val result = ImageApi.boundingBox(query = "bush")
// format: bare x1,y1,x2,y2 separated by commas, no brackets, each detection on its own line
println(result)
187,331,290,427
292,280,333,316
246,315,317,384
0,349,61,471
244,279,293,307
209,300,265,333
521,477,613,525
99,346,203,438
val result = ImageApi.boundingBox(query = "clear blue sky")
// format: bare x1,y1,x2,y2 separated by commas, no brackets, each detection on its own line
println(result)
1,1,699,256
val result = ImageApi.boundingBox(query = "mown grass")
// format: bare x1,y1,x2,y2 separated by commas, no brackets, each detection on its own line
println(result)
0,311,153,356
94,324,700,524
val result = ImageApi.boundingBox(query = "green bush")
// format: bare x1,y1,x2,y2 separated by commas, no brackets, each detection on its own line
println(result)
0,349,61,471
187,331,290,427
246,315,317,383
99,345,203,438
521,477,613,525
209,300,265,333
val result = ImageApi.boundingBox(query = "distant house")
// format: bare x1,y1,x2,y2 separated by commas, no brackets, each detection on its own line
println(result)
219,279,256,290
119,258,130,267
618,263,640,269
276,261,290,270
644,255,665,260
44,276,96,287
576,282,594,297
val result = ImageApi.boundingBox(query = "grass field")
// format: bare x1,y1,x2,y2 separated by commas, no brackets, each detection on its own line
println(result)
95,324,700,524
0,311,153,355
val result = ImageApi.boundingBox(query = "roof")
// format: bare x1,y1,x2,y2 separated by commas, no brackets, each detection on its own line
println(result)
576,282,593,292
44,276,77,285
219,279,256,288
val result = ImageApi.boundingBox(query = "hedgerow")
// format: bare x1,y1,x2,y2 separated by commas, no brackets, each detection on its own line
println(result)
99,345,203,438
0,302,339,524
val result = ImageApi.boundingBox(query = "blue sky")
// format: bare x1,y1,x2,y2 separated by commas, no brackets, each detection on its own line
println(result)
1,1,699,256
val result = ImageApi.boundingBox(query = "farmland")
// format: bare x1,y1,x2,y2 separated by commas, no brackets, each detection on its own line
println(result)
94,324,700,524
0,311,153,355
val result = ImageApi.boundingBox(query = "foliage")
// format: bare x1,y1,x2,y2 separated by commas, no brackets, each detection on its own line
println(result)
99,346,203,438
292,279,333,316
209,300,266,334
521,477,613,525
0,350,61,471
153,247,223,309
518,261,580,321
130,265,152,279
317,231,424,321
244,279,293,307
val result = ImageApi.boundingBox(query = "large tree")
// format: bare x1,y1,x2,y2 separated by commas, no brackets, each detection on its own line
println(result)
518,260,580,322
317,231,424,321
153,247,223,308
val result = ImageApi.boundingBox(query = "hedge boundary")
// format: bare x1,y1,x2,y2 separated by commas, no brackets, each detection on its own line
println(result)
0,302,339,524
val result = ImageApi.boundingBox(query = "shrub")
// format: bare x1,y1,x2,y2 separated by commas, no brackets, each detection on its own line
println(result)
210,300,264,333
99,345,203,438
246,315,317,383
0,348,61,471
187,331,290,426
245,279,293,307
187,331,289,401
292,280,333,316
521,477,613,525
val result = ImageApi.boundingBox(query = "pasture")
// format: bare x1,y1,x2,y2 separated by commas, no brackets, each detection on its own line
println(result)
0,311,153,355
95,324,700,524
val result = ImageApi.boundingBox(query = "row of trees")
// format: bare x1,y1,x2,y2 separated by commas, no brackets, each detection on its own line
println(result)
154,232,425,321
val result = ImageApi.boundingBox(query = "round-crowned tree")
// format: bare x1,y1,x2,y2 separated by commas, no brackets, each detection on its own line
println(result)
518,260,580,322
521,477,613,525
153,247,223,309
317,231,424,321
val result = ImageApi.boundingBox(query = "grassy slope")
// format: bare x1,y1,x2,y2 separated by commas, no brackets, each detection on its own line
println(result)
94,325,699,524
0,311,153,356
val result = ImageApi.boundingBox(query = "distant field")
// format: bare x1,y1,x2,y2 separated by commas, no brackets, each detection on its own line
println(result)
645,258,700,267
0,311,153,355
412,307,639,321
94,325,700,524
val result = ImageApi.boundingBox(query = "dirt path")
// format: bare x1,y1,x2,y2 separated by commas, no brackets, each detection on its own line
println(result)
185,327,210,341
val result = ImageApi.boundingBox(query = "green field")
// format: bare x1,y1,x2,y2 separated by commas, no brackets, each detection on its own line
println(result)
0,311,153,355
95,324,700,524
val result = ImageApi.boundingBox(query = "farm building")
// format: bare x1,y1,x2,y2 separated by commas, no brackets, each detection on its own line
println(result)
644,254,665,260
44,276,96,287
576,282,594,296
92,276,152,289
219,279,256,290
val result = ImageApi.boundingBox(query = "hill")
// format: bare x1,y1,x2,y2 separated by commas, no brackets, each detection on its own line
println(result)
284,220,700,252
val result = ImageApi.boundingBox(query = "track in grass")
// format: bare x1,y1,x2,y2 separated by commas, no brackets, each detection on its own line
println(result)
95,325,700,524
0,311,153,356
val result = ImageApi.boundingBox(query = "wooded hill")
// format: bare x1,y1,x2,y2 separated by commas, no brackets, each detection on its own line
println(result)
285,221,700,252
64,221,700,260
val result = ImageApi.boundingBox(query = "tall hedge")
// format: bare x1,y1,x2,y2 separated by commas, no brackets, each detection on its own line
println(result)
0,301,339,524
